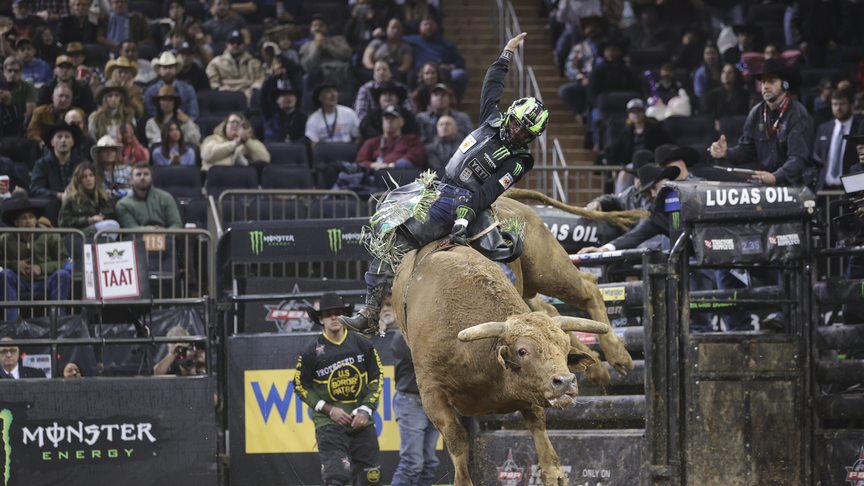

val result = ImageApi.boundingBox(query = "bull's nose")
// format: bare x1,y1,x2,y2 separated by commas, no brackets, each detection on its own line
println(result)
552,374,576,394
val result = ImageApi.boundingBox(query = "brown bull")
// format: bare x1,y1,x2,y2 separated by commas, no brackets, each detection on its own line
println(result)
394,244,608,486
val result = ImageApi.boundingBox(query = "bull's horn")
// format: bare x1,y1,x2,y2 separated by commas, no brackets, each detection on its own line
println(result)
554,316,609,334
457,322,510,342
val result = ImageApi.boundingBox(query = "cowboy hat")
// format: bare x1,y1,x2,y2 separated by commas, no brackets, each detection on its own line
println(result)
150,84,182,105
372,80,406,104
90,135,123,162
41,121,82,148
271,78,296,102
264,23,297,41
105,56,139,79
578,14,608,36
64,41,90,56
654,144,700,168
1,197,45,227
311,77,341,109
55,54,74,67
625,149,655,174
638,163,680,195
95,84,129,106
151,51,178,69
753,58,803,91
306,293,353,326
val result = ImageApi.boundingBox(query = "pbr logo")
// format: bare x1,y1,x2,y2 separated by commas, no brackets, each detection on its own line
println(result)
497,449,524,486
845,446,864,485
264,300,314,332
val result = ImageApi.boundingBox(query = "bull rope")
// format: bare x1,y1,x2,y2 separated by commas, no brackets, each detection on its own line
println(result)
502,188,648,229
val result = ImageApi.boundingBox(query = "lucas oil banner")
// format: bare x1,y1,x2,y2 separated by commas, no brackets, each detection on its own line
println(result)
226,331,454,486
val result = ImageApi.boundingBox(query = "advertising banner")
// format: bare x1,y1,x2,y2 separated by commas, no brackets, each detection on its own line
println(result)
94,240,141,300
692,220,808,265
226,331,454,486
231,219,371,264
530,206,623,254
240,278,365,333
0,377,217,486
658,181,816,222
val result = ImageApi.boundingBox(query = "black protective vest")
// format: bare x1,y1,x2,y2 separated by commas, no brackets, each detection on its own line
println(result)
443,120,531,193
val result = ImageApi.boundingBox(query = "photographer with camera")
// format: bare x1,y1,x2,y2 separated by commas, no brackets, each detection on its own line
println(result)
153,326,206,376
832,123,864,323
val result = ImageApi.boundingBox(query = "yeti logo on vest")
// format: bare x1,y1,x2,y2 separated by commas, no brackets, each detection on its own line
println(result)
468,158,491,181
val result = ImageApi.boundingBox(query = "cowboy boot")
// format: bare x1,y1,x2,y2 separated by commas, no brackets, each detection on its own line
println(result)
339,279,391,335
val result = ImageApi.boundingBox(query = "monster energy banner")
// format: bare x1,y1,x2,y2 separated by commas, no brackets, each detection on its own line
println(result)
231,219,371,264
0,377,217,485
657,181,816,222
531,206,624,254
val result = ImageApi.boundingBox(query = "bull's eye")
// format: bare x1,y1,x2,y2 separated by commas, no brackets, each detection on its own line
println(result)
518,349,528,357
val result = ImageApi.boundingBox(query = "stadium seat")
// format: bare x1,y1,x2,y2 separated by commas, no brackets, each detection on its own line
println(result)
308,199,361,219
185,197,210,229
746,3,786,22
205,166,259,198
840,46,864,64
129,1,161,20
83,43,109,70
312,142,360,189
719,116,748,148
259,199,308,220
138,44,158,64
184,0,204,19
800,69,845,88
249,24,265,47
197,115,226,138
221,196,260,222
629,47,669,74
374,168,423,191
261,165,315,189
597,92,642,119
266,142,310,166
211,41,226,57
755,22,785,47
662,116,717,146
197,91,247,117
152,165,202,199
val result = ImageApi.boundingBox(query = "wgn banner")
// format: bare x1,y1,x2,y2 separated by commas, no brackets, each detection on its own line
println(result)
231,219,371,264
226,331,453,486
0,377,217,485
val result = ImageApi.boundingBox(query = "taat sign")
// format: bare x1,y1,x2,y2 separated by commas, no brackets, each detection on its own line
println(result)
95,241,141,300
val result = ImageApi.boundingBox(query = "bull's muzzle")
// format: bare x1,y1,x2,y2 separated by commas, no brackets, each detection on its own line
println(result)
551,374,576,396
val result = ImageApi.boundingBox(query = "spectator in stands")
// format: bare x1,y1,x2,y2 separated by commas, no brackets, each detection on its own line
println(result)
184,19,214,65
558,15,605,123
63,107,92,154
152,119,196,166
362,19,413,81
59,161,120,237
343,0,388,52
5,0,45,42
400,0,440,36
693,42,721,101
791,0,851,68
0,155,26,196
740,44,803,82
260,76,306,143
96,0,154,50
295,292,382,486
90,134,130,197
812,78,837,115
606,98,673,189
104,56,142,117
37,54,95,116
10,37,53,85
4,57,37,120
404,18,468,100
32,26,61,68
31,121,85,200
158,0,189,47
200,112,269,171
88,85,135,140
587,149,654,212
202,0,249,44
356,105,425,170
117,121,148,166
205,30,264,103
411,61,457,113
588,37,641,141
63,42,104,93
262,24,300,66
360,80,420,139
653,63,685,106
144,51,199,120
57,0,97,44
710,59,817,187
0,198,71,322
671,28,703,72
163,25,187,52
355,60,416,121
153,326,206,376
722,24,761,66
623,4,675,50
815,88,861,190
305,79,361,148
0,337,47,377
62,362,82,377
116,162,182,228
424,114,459,172
553,0,602,38
145,85,200,147
175,42,212,93
0,71,25,137
700,64,750,124
120,41,157,86
27,84,76,144
416,83,471,143
299,15,353,92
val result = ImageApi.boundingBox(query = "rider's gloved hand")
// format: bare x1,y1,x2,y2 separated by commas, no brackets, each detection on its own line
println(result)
450,219,469,246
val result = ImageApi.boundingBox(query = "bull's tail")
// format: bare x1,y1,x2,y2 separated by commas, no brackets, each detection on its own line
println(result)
503,188,648,229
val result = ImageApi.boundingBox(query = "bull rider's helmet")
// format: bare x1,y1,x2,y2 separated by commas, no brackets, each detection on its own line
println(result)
500,97,549,148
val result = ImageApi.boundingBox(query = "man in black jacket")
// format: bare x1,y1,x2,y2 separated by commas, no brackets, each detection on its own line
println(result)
814,88,861,190
0,337,47,379
36,54,96,115
340,32,549,334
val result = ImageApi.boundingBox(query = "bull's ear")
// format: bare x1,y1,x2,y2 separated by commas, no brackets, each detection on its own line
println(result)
497,346,520,370
567,350,598,373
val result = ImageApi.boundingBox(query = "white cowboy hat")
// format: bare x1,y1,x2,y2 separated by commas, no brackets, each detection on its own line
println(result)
90,135,124,162
151,51,178,69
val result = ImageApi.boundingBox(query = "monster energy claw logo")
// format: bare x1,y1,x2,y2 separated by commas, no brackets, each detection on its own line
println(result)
328,229,342,253
1,409,11,486
250,231,264,255
513,163,522,176
493,147,510,160
672,212,680,229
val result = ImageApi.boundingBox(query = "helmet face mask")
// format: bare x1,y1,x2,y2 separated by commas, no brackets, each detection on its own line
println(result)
500,97,548,147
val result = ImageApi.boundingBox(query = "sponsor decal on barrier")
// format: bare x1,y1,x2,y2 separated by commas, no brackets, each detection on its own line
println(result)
601,287,625,302
704,239,734,251
95,241,140,300
244,367,444,454
496,449,524,486
664,192,681,211
704,186,796,207
845,446,864,484
547,224,601,244
573,332,596,345
264,300,314,332
328,229,364,255
768,234,801,247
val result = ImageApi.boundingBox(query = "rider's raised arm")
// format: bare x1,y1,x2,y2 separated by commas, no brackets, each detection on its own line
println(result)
478,33,527,124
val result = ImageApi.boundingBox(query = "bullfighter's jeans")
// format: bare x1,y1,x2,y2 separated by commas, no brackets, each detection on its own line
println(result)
0,269,71,321
391,392,441,486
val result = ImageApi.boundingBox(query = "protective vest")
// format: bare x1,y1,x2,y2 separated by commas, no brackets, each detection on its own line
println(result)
443,120,533,193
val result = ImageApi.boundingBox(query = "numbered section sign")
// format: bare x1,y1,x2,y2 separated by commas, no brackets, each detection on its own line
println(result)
95,240,141,300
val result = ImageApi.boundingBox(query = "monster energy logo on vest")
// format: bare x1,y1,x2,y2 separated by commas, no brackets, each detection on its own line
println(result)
250,231,263,255
492,147,510,160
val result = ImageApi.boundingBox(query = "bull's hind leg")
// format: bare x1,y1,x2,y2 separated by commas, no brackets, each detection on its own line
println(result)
421,388,473,486
520,406,567,486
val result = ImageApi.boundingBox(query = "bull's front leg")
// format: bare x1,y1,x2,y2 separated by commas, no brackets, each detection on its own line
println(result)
520,406,567,486
420,388,473,486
